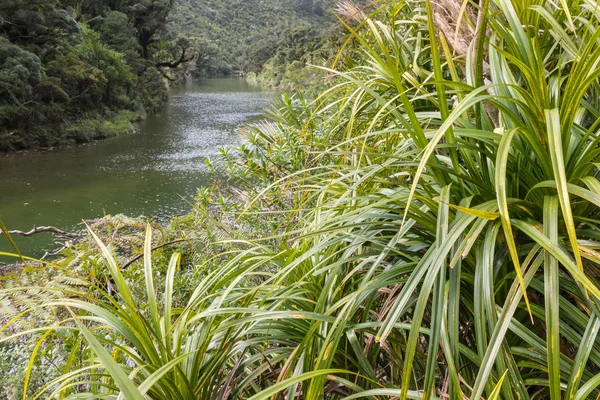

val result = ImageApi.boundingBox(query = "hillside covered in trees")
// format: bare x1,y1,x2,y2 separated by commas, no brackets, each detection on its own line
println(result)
169,0,341,87
0,0,195,151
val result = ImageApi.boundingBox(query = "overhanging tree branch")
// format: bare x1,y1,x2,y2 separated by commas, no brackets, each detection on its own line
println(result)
155,47,195,69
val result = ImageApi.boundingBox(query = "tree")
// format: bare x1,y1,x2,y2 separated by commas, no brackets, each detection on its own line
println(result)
45,53,104,108
126,0,174,59
0,37,41,103
74,26,135,102
154,37,194,69
96,10,139,60
75,0,175,60
193,38,220,75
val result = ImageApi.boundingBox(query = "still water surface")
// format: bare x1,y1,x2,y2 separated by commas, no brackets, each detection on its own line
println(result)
0,78,272,259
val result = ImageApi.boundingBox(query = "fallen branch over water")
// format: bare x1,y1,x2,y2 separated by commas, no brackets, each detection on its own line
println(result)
1,225,82,240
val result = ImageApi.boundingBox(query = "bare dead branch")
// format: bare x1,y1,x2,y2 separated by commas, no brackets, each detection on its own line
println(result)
42,243,72,260
155,47,195,69
1,225,82,240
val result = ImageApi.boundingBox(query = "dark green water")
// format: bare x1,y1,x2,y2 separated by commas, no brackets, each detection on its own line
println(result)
0,78,271,261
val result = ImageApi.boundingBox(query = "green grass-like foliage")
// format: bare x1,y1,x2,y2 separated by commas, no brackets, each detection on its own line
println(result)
6,0,600,398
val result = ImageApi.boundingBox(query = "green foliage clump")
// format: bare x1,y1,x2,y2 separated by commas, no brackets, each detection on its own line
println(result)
64,111,138,144
136,67,170,114
75,26,135,99
246,25,339,91
96,10,140,60
0,37,42,100
168,0,337,77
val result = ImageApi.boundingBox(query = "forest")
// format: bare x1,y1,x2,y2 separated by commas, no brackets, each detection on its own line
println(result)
169,0,334,75
5,0,600,399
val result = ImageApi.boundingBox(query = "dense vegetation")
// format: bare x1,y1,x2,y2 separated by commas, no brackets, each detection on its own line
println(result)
169,0,332,74
6,0,600,399
0,0,194,151
169,0,348,90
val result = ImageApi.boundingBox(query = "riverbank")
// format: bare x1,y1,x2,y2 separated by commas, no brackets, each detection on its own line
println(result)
0,110,142,152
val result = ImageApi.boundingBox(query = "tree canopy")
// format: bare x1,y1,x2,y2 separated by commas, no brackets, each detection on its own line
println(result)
168,0,336,75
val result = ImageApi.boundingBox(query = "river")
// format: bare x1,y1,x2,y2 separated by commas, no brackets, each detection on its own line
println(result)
0,78,272,260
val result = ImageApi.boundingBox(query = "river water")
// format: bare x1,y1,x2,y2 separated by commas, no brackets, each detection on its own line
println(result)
0,78,272,260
